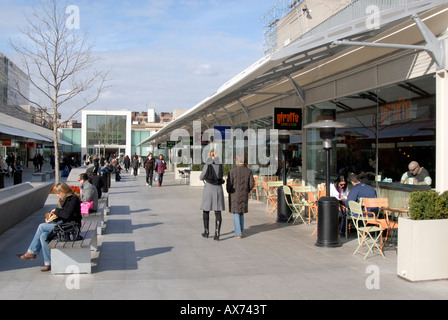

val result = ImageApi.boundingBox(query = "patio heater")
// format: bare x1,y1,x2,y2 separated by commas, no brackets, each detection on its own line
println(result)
304,120,348,247
276,130,292,222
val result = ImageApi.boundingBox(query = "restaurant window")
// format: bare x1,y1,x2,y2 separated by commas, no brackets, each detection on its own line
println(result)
306,74,435,187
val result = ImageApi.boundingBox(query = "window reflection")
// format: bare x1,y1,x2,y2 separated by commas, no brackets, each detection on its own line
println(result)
306,75,435,187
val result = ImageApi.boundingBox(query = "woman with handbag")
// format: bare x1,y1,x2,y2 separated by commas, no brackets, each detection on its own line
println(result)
200,150,225,241
155,154,167,187
16,183,82,272
79,173,98,213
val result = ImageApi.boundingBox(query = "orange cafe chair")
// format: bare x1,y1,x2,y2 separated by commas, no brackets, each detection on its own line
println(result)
307,191,318,226
262,181,277,215
361,198,397,250
251,176,259,200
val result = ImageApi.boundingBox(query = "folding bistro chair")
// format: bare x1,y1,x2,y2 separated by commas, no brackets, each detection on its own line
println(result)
178,169,190,185
361,198,397,250
284,186,308,225
262,181,278,215
307,191,318,226
250,176,259,200
292,186,312,222
348,201,385,259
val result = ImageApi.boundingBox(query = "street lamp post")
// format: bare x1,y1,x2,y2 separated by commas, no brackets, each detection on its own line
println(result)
304,120,348,247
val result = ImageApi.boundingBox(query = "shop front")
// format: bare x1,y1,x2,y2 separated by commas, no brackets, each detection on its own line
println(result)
305,74,436,204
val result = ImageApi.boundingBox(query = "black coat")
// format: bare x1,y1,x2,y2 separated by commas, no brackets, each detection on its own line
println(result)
144,157,155,170
226,165,254,214
54,194,82,226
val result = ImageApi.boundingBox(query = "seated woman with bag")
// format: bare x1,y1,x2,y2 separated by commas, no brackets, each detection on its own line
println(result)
79,173,98,213
16,182,82,272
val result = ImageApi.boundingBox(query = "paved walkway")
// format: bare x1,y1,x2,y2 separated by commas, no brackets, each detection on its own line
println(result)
0,165,447,300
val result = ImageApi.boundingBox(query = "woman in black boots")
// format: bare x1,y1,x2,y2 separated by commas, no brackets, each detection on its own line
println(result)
200,151,225,240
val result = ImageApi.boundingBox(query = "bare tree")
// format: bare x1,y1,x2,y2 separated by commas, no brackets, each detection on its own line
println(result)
9,0,109,183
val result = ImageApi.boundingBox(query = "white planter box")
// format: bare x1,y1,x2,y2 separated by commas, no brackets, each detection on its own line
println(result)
189,171,204,187
397,217,448,281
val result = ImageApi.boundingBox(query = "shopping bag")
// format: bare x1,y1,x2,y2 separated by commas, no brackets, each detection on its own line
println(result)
80,201,93,215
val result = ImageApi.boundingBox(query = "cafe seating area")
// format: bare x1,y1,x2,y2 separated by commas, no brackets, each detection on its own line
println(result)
254,175,414,259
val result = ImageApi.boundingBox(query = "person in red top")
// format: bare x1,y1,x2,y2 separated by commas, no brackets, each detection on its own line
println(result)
155,154,167,187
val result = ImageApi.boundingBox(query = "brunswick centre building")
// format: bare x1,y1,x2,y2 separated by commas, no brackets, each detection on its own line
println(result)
138,0,448,200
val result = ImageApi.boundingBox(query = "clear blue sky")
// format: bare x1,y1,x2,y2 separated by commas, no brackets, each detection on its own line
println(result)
0,0,277,119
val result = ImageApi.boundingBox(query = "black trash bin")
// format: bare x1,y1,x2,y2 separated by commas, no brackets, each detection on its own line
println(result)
0,171,5,189
315,196,341,247
276,186,292,222
101,170,109,193
13,166,22,185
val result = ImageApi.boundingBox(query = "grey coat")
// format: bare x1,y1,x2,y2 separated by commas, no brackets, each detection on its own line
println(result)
80,181,99,211
200,157,225,211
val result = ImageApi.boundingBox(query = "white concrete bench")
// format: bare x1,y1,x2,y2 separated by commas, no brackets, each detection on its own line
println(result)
47,220,98,275
98,193,109,215
31,173,47,182
81,200,107,235
45,171,55,179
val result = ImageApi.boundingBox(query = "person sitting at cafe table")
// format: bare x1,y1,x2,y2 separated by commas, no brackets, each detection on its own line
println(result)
400,161,432,186
342,175,377,234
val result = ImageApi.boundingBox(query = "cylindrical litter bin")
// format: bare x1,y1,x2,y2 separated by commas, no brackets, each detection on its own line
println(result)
316,196,341,247
0,172,5,189
13,167,22,185
276,186,291,223
101,170,109,193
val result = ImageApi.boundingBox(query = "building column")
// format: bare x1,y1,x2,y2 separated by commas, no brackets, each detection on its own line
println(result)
436,40,448,192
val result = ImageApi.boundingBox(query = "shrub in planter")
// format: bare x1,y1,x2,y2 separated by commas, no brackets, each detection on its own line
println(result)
409,190,448,220
398,190,448,281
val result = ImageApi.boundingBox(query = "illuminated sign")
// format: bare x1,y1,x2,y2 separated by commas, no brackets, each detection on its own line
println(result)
274,108,302,130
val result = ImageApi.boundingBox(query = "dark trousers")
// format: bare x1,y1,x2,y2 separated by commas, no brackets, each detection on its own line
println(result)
158,173,164,185
146,169,153,185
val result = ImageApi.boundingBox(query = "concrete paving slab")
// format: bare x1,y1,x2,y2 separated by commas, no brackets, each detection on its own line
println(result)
0,166,447,302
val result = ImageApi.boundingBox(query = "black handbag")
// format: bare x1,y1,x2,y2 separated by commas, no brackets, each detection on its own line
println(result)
204,163,224,185
47,221,83,242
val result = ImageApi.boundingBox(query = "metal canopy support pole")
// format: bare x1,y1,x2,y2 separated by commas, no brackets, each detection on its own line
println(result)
222,107,234,126
202,118,210,129
287,75,305,105
212,113,220,126
238,100,251,120
333,15,445,70
412,14,446,70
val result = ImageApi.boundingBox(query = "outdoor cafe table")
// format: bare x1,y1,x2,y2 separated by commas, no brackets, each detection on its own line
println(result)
380,206,410,250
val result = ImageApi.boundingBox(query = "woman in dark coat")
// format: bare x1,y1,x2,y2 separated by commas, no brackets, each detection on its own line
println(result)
226,155,254,238
200,151,225,240
16,183,82,272
144,153,155,187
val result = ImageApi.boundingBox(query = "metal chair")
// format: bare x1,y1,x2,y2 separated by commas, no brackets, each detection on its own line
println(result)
284,186,308,225
250,176,259,200
361,197,397,250
262,181,278,215
178,169,190,185
348,201,385,259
